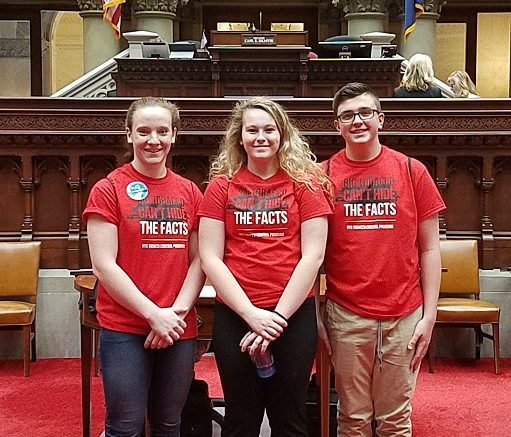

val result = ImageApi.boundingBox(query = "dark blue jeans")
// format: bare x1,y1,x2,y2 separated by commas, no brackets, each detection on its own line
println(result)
99,328,196,437
213,298,317,437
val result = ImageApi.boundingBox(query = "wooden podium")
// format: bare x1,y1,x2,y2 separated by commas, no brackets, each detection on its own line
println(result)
209,45,310,97
209,30,309,46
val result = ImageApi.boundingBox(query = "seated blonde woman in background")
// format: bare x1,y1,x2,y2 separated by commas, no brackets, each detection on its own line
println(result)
447,70,480,98
393,53,443,98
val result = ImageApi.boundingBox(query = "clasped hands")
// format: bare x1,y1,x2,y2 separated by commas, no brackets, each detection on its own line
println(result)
240,307,288,355
144,306,187,349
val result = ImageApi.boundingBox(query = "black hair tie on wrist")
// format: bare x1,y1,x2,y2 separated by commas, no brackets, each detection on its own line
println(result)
272,310,289,323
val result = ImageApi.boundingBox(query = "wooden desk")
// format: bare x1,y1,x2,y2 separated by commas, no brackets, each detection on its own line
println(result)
208,45,310,97
75,275,330,437
74,275,98,437
114,55,401,98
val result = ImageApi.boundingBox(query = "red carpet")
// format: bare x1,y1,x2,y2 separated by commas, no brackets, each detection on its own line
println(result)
1,356,510,436
413,358,511,436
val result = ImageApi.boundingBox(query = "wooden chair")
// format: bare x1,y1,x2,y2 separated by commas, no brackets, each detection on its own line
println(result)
428,239,500,374
0,241,41,376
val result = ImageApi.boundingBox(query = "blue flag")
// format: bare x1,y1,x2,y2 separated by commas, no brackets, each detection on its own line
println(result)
404,0,424,41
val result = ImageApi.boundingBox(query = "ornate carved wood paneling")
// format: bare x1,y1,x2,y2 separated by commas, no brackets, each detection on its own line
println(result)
171,156,211,191
33,156,70,232
444,157,481,233
0,156,24,236
492,156,511,268
114,58,212,98
493,157,511,231
1,97,510,269
307,59,402,98
114,56,403,98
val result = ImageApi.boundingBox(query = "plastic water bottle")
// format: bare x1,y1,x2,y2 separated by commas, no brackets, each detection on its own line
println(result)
251,346,276,378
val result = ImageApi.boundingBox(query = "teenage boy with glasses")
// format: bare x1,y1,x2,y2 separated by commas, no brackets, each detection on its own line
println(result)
319,82,445,436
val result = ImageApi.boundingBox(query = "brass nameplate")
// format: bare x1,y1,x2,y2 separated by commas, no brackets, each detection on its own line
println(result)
241,33,277,46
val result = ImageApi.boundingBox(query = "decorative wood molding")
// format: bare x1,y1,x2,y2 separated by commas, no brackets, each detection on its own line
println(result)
1,98,510,269
114,56,404,98
116,58,212,82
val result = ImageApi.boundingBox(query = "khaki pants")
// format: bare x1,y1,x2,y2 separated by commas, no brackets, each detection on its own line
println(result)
325,301,422,437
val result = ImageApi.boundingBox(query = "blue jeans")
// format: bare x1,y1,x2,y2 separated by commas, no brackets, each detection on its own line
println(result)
99,328,196,437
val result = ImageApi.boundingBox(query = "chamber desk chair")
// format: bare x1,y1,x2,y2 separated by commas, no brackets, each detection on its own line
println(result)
0,241,41,376
428,239,500,374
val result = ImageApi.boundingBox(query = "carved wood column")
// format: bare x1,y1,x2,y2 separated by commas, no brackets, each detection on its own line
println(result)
436,154,448,238
334,0,387,36
20,155,34,241
77,0,122,73
299,51,309,97
480,156,495,269
68,155,81,269
210,50,221,97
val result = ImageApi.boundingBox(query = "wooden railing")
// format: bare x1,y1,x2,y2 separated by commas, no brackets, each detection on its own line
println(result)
0,97,510,269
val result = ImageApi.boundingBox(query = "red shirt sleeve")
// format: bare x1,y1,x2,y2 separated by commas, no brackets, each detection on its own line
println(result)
197,177,229,222
82,178,119,225
295,183,333,222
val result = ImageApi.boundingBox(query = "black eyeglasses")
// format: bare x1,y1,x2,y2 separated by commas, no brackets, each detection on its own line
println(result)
337,108,379,124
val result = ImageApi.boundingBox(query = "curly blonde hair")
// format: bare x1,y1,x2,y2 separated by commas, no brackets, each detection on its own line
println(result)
209,97,332,195
447,70,478,98
401,53,435,92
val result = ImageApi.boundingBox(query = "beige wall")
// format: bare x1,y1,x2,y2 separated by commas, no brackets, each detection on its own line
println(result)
51,12,84,94
435,14,510,97
436,23,466,83
476,13,511,98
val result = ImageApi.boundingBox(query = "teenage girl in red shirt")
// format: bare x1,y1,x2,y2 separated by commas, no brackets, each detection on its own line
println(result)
198,97,332,437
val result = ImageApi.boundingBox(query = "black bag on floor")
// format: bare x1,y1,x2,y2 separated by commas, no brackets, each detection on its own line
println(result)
181,378,213,437
306,373,338,437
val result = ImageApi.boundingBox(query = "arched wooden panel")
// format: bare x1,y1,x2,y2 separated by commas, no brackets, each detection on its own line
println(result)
0,156,24,235
444,157,482,233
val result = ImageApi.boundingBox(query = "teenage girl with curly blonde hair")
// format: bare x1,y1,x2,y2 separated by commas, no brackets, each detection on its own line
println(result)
198,96,332,437
209,96,332,194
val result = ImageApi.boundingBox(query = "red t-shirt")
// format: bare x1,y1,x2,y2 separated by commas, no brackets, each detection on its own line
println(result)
198,166,332,308
82,163,203,337
323,146,446,319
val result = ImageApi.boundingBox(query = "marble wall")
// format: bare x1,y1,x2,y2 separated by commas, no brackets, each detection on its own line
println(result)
0,20,30,97
0,270,80,360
